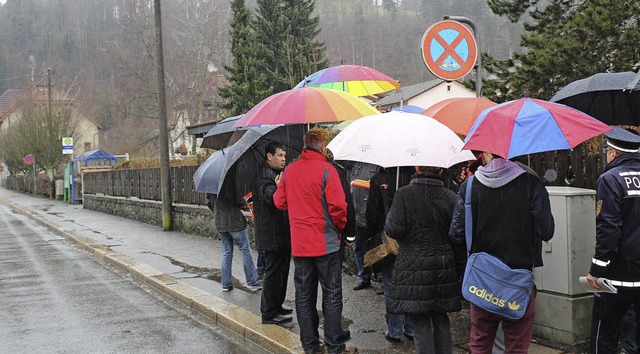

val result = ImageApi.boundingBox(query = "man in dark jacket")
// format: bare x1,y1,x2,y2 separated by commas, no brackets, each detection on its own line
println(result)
253,141,293,325
385,166,463,353
449,152,554,353
350,162,378,290
587,126,640,353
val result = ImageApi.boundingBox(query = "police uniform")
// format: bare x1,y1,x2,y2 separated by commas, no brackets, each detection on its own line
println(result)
590,126,640,354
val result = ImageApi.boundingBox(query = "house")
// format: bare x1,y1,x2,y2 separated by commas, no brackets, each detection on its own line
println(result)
0,80,102,155
170,73,229,156
374,79,476,111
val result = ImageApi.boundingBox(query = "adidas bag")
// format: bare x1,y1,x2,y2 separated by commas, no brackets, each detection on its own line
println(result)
462,252,534,320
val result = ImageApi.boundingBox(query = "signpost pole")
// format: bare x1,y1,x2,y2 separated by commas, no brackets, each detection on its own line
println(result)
443,16,482,97
32,155,36,196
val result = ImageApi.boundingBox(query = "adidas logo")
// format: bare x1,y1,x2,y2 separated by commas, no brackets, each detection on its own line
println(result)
468,286,520,310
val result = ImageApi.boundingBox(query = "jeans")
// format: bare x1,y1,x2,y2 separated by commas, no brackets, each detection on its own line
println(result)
261,250,291,320
409,313,452,354
591,289,640,354
220,229,259,289
382,257,413,339
293,251,346,354
354,226,371,283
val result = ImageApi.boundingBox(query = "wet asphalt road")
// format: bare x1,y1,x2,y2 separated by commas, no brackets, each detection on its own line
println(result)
0,203,268,354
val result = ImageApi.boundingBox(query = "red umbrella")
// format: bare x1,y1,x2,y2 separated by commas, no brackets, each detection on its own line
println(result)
421,97,497,135
233,87,380,128
462,98,611,159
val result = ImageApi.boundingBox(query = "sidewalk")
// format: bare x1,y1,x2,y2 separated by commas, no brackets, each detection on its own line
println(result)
0,188,570,353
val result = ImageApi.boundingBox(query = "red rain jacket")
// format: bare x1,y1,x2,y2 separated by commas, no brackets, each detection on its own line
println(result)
273,149,347,257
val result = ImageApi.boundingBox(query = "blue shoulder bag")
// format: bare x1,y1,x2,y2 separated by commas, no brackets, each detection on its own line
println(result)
461,176,535,321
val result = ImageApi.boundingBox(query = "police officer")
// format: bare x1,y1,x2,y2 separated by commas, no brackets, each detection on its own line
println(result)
587,126,640,354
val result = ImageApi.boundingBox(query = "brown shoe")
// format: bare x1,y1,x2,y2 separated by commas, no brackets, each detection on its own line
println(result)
341,346,358,354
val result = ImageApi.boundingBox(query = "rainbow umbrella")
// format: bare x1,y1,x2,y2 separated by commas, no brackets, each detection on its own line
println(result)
293,65,400,97
233,87,380,128
421,97,497,135
463,98,612,159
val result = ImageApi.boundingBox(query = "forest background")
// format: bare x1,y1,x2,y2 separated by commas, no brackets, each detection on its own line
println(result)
0,0,637,157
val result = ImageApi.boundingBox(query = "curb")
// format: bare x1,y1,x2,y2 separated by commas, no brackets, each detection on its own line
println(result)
1,198,303,354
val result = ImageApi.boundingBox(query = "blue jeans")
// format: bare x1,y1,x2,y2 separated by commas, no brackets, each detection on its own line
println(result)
382,257,413,339
220,229,259,289
354,226,371,283
293,251,346,354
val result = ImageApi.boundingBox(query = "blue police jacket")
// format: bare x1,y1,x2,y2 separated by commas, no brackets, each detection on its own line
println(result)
590,153,640,284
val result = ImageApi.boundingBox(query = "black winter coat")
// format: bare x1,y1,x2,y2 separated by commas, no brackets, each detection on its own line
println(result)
384,176,463,315
252,164,291,252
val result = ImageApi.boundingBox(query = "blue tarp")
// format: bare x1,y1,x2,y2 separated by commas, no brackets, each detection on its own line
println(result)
72,149,118,167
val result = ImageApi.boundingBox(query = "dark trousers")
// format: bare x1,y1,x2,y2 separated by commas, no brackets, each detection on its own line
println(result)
409,313,452,354
591,289,640,354
260,250,291,320
470,287,537,354
293,251,345,354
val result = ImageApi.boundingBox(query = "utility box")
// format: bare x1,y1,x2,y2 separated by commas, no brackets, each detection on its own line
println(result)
534,187,596,346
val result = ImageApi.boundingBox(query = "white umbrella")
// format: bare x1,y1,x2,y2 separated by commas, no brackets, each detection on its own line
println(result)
327,111,475,168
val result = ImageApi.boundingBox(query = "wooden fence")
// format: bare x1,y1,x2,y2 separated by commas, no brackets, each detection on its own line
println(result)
9,147,607,204
82,165,207,205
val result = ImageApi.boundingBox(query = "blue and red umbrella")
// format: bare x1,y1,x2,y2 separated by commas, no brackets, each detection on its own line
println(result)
462,98,612,159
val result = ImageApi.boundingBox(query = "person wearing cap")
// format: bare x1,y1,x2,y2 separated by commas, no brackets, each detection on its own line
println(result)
587,126,640,353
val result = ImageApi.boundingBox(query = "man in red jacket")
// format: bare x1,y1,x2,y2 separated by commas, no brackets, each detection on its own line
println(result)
274,128,356,354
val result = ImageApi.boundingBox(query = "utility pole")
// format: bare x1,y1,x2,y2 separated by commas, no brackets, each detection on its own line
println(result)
153,0,173,230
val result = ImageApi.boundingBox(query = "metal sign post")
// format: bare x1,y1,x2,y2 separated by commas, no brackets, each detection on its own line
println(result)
23,154,36,195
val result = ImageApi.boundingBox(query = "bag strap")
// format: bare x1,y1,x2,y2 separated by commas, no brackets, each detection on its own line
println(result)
464,176,474,252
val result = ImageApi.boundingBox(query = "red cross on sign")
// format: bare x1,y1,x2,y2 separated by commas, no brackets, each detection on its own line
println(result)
421,20,478,81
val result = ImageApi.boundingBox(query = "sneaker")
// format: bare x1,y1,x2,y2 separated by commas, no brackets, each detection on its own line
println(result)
340,346,358,354
384,331,402,343
353,281,371,290
247,283,262,292
375,286,384,295
222,286,233,292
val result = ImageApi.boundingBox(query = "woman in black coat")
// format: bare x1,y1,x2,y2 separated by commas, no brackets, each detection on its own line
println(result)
384,166,464,354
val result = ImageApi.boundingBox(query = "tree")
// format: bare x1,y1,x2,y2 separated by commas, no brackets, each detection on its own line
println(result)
252,0,328,96
0,92,80,197
218,0,269,116
482,0,640,102
280,0,329,89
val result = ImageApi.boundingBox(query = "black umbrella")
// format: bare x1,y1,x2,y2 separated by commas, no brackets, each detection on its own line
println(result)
203,124,305,203
200,115,246,150
550,71,640,125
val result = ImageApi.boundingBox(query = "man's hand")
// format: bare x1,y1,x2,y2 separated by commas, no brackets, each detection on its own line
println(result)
274,172,283,186
587,273,601,290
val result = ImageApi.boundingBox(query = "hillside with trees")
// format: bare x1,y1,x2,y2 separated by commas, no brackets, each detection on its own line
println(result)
0,0,636,158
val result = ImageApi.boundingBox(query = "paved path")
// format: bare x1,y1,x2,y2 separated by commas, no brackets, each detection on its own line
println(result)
0,188,575,353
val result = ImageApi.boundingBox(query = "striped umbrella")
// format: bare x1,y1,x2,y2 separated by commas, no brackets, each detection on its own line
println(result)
463,98,612,159
233,87,380,128
294,65,399,97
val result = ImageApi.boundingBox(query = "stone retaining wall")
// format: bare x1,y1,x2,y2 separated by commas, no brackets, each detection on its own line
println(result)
82,193,357,275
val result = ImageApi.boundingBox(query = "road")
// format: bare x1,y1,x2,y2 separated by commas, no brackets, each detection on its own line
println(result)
0,203,269,353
